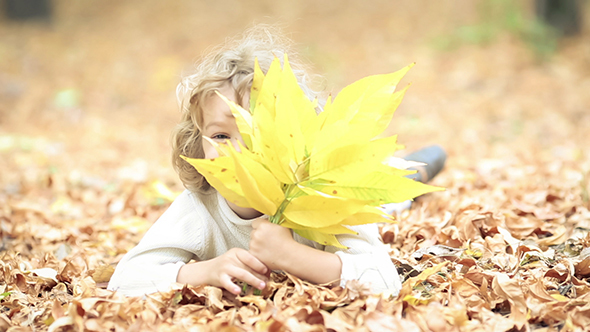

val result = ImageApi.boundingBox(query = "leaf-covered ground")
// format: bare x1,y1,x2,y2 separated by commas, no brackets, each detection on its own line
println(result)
1,1,590,331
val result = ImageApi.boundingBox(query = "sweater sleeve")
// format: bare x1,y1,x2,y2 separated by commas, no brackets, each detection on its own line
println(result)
326,223,402,296
107,191,205,297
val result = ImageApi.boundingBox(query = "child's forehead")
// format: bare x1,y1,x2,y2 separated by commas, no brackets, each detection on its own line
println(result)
201,89,237,126
203,84,248,114
202,98,233,117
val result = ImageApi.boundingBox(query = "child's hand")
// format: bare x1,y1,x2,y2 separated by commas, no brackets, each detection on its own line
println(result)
177,248,269,295
249,218,297,271
250,217,343,286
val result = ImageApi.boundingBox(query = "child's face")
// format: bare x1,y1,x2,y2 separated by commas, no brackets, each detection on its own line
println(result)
201,84,248,159
202,84,262,219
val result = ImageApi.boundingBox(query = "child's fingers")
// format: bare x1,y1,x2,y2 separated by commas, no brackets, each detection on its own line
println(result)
248,269,270,284
236,248,268,275
250,216,270,229
228,267,266,291
219,274,242,295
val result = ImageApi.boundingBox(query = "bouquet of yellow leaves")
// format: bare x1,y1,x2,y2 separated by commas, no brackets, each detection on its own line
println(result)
182,55,443,248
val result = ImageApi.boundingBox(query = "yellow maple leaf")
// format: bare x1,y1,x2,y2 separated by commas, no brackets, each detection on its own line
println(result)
183,54,443,247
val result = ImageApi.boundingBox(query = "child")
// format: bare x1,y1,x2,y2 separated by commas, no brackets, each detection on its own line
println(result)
107,26,433,298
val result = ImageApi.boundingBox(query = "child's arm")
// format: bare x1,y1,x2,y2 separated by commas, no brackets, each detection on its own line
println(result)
249,218,342,285
177,248,269,295
109,191,275,297
249,218,400,294
325,224,401,294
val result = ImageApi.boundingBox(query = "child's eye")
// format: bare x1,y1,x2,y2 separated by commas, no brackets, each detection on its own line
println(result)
211,134,230,140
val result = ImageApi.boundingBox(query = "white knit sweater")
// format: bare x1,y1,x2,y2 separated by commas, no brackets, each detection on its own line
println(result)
107,190,401,297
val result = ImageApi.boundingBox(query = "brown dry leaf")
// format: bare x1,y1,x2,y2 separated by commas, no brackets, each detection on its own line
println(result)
511,198,565,220
574,258,590,278
236,294,268,311
569,301,590,327
365,310,421,332
318,310,354,331
204,286,227,312
51,300,65,321
91,264,115,284
491,273,528,329
0,314,11,331
536,225,569,247
412,244,465,260
398,262,448,299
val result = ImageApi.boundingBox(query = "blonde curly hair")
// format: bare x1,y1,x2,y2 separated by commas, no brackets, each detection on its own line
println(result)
172,25,319,193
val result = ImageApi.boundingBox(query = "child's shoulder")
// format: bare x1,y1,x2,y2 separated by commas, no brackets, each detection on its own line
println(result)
169,188,227,217
151,189,220,229
172,188,217,209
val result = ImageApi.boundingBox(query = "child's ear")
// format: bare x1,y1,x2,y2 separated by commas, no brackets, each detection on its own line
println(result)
241,92,251,110
189,93,198,105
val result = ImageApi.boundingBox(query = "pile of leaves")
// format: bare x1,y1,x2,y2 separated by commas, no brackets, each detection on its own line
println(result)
2,140,590,331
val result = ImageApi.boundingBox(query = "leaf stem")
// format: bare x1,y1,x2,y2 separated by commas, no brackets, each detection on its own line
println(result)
270,184,295,224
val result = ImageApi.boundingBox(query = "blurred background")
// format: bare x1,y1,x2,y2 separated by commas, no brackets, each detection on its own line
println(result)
1,0,589,197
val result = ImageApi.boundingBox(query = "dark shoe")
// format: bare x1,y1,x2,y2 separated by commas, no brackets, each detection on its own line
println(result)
403,145,447,183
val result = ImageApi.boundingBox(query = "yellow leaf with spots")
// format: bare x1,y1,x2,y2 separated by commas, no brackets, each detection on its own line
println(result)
283,195,366,228
181,155,250,208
